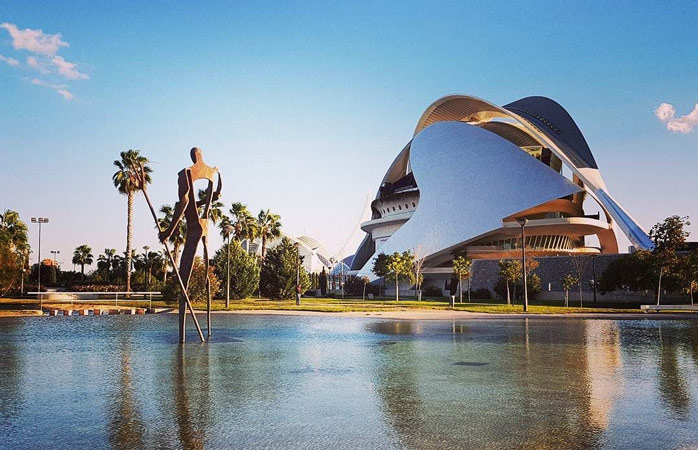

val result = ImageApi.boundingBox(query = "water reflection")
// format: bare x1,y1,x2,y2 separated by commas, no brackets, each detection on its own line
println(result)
107,332,145,450
3,316,698,449
0,320,24,437
657,323,691,420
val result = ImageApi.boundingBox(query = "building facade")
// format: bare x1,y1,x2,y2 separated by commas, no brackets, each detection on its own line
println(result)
350,95,653,282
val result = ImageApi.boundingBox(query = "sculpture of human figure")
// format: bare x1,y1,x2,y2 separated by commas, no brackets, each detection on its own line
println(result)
159,147,222,341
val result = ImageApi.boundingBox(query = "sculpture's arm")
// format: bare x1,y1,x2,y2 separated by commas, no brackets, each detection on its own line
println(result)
159,171,190,242
213,172,222,202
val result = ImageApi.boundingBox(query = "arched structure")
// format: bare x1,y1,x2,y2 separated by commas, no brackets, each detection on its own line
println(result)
350,95,652,276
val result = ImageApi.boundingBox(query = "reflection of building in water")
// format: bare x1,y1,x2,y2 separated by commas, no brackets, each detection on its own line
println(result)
584,320,623,429
366,320,613,448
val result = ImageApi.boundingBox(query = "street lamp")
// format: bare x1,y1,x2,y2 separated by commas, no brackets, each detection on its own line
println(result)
50,250,60,266
224,225,234,308
294,242,301,306
143,245,150,290
516,218,529,312
31,217,49,309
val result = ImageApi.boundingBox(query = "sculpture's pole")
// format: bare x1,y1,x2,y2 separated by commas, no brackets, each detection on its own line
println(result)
138,165,205,343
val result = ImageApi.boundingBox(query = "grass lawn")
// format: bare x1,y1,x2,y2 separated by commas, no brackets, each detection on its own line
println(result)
0,296,691,315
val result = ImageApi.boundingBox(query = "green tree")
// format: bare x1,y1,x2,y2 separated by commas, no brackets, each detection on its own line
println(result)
650,215,691,305
162,256,221,304
0,210,29,295
319,266,328,296
678,251,698,305
212,240,261,300
256,209,281,260
562,274,578,307
259,237,310,299
372,252,390,298
112,150,152,293
385,251,413,302
598,250,656,295
72,245,94,282
452,251,472,303
497,260,518,305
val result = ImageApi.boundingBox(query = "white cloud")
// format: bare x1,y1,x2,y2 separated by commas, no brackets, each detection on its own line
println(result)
0,22,68,55
655,102,698,134
26,55,49,73
31,78,73,100
1,22,87,100
50,55,89,80
0,54,19,66
55,89,74,100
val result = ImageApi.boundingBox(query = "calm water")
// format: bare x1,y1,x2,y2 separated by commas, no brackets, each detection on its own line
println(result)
1,315,698,449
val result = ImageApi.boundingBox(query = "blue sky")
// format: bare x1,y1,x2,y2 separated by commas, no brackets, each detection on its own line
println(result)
1,1,696,268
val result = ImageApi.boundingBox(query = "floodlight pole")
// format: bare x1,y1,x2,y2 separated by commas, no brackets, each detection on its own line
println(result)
31,217,48,310
225,225,233,308
517,218,529,312
295,242,301,306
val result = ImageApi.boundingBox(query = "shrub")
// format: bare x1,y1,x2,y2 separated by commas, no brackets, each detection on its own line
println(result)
422,285,444,297
212,240,260,300
259,237,311,300
162,257,221,304
343,276,379,296
472,288,491,300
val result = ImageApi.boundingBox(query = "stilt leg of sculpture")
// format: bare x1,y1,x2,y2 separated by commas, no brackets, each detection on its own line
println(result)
203,235,212,338
178,228,204,343
138,174,205,343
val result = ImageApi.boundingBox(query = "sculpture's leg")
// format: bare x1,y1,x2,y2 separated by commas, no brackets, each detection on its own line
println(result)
178,228,202,343
203,235,212,338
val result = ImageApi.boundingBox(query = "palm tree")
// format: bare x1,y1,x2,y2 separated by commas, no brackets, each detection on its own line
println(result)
104,248,116,282
218,214,233,238
160,248,170,282
159,204,186,268
113,150,152,293
231,202,258,242
256,209,281,260
0,209,29,254
72,245,94,282
197,189,224,224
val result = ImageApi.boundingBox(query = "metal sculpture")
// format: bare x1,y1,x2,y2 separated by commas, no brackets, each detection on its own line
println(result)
140,147,221,343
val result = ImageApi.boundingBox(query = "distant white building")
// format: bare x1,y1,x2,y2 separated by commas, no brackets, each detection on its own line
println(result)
243,233,333,274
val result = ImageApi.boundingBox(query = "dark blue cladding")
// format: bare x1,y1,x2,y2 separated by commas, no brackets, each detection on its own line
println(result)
504,96,598,169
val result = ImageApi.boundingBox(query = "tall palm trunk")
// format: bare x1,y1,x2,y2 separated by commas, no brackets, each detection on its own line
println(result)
81,264,85,282
506,281,510,305
261,235,267,260
126,192,133,294
395,277,399,302
172,242,181,268
656,267,664,306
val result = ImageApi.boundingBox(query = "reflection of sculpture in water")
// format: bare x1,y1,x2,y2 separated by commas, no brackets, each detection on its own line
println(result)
159,147,222,343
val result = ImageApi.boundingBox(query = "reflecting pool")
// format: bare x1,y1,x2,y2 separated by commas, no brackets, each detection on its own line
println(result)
2,315,698,449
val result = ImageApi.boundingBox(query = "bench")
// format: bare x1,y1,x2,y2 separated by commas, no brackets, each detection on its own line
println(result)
641,304,698,313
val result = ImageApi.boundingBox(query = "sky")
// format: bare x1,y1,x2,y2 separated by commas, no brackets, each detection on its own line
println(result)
0,1,697,270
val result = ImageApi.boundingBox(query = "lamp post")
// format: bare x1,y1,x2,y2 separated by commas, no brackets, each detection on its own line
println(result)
224,225,234,308
50,250,60,266
294,242,301,306
31,217,49,309
20,268,25,296
143,245,150,290
516,218,529,312
591,255,597,304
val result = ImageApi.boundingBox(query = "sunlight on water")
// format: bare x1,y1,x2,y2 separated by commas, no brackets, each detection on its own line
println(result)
1,315,698,449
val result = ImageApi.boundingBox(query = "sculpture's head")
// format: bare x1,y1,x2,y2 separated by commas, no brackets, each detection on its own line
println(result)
190,147,203,163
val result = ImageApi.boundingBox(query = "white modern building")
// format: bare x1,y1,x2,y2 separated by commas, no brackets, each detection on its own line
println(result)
350,95,653,278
